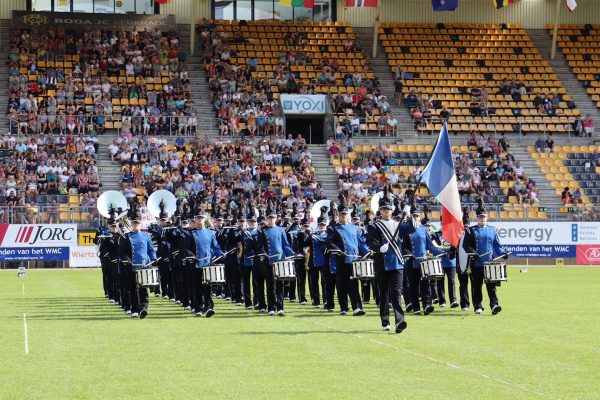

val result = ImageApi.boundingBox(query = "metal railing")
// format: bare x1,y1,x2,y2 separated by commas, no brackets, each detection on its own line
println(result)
7,114,222,137
3,205,98,228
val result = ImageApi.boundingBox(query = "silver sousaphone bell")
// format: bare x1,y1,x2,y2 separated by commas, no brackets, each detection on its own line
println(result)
147,189,177,220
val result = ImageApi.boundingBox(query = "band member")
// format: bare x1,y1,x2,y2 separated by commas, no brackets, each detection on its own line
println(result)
401,204,443,316
431,217,458,309
308,213,328,309
468,202,507,315
457,207,475,311
148,216,175,301
355,210,376,305
288,213,308,305
367,194,407,333
192,212,224,317
239,215,259,309
326,195,369,316
173,215,196,311
254,206,295,316
95,223,119,303
118,216,157,319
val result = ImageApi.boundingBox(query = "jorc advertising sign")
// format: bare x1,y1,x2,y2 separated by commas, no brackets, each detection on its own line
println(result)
280,95,326,115
0,224,76,262
12,11,176,31
0,224,77,248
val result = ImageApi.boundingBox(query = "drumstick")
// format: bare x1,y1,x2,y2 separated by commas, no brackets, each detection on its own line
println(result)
359,250,373,261
491,252,512,262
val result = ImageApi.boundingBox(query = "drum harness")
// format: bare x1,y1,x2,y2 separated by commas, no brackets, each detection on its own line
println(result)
374,220,404,264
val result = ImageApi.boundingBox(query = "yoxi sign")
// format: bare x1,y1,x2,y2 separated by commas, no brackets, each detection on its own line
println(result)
0,224,77,248
280,95,326,115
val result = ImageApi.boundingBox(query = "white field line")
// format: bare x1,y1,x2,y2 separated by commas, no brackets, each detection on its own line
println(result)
301,317,550,399
23,313,29,355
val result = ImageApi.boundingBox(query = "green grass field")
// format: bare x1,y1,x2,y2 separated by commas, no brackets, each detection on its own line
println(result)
1,267,599,400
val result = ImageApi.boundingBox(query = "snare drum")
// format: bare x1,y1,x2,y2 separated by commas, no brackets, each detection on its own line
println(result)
352,260,375,280
135,267,160,287
273,260,296,280
203,264,226,284
420,259,444,280
483,262,507,283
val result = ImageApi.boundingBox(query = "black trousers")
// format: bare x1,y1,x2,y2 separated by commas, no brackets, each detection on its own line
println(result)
457,270,471,309
172,264,183,303
158,261,173,299
253,259,277,311
242,265,253,308
324,269,336,310
295,259,307,303
119,269,131,311
470,267,499,310
101,260,110,297
130,268,148,313
192,268,204,312
376,268,405,327
309,267,327,306
361,279,379,304
407,266,432,312
226,256,242,303
337,264,362,312
436,268,457,305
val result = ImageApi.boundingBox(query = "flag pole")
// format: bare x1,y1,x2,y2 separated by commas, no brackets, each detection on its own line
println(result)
550,0,562,60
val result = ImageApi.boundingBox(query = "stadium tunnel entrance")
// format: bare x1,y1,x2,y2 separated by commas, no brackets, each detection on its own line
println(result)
285,116,325,144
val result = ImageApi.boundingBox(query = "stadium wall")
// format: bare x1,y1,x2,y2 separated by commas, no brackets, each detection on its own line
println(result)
0,0,26,19
336,0,600,29
160,0,210,25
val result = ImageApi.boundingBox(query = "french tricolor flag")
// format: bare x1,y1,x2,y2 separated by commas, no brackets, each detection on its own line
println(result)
419,123,464,247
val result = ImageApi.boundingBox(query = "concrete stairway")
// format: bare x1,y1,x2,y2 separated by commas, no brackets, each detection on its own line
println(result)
96,133,122,192
508,146,561,207
353,28,414,141
309,144,339,199
176,24,219,137
527,29,599,144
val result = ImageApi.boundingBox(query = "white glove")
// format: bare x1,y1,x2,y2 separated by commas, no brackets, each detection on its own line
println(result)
380,244,389,253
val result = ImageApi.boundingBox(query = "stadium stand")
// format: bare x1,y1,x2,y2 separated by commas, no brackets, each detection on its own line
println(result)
6,26,193,136
549,24,600,110
379,23,580,136
111,130,325,210
199,19,396,137
530,144,600,206
330,137,548,221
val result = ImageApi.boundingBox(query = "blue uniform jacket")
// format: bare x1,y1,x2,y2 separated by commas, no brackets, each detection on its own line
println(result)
327,223,369,265
192,228,224,268
312,231,328,268
401,224,443,268
120,231,157,268
473,225,505,268
257,225,295,265
366,221,405,271
242,228,258,267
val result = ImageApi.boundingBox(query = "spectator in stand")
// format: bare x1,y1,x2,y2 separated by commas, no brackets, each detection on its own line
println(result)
534,135,548,153
439,106,451,121
545,134,554,153
572,188,583,205
583,115,594,138
573,115,584,136
561,187,572,205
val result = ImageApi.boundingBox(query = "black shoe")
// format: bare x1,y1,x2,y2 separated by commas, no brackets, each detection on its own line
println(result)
492,305,502,315
450,302,459,308
395,320,408,333
432,298,439,304
140,309,148,319
405,303,413,312
424,305,434,315
205,309,215,318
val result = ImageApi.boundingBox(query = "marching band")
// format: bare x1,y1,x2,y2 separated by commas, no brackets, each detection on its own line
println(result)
95,188,509,331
